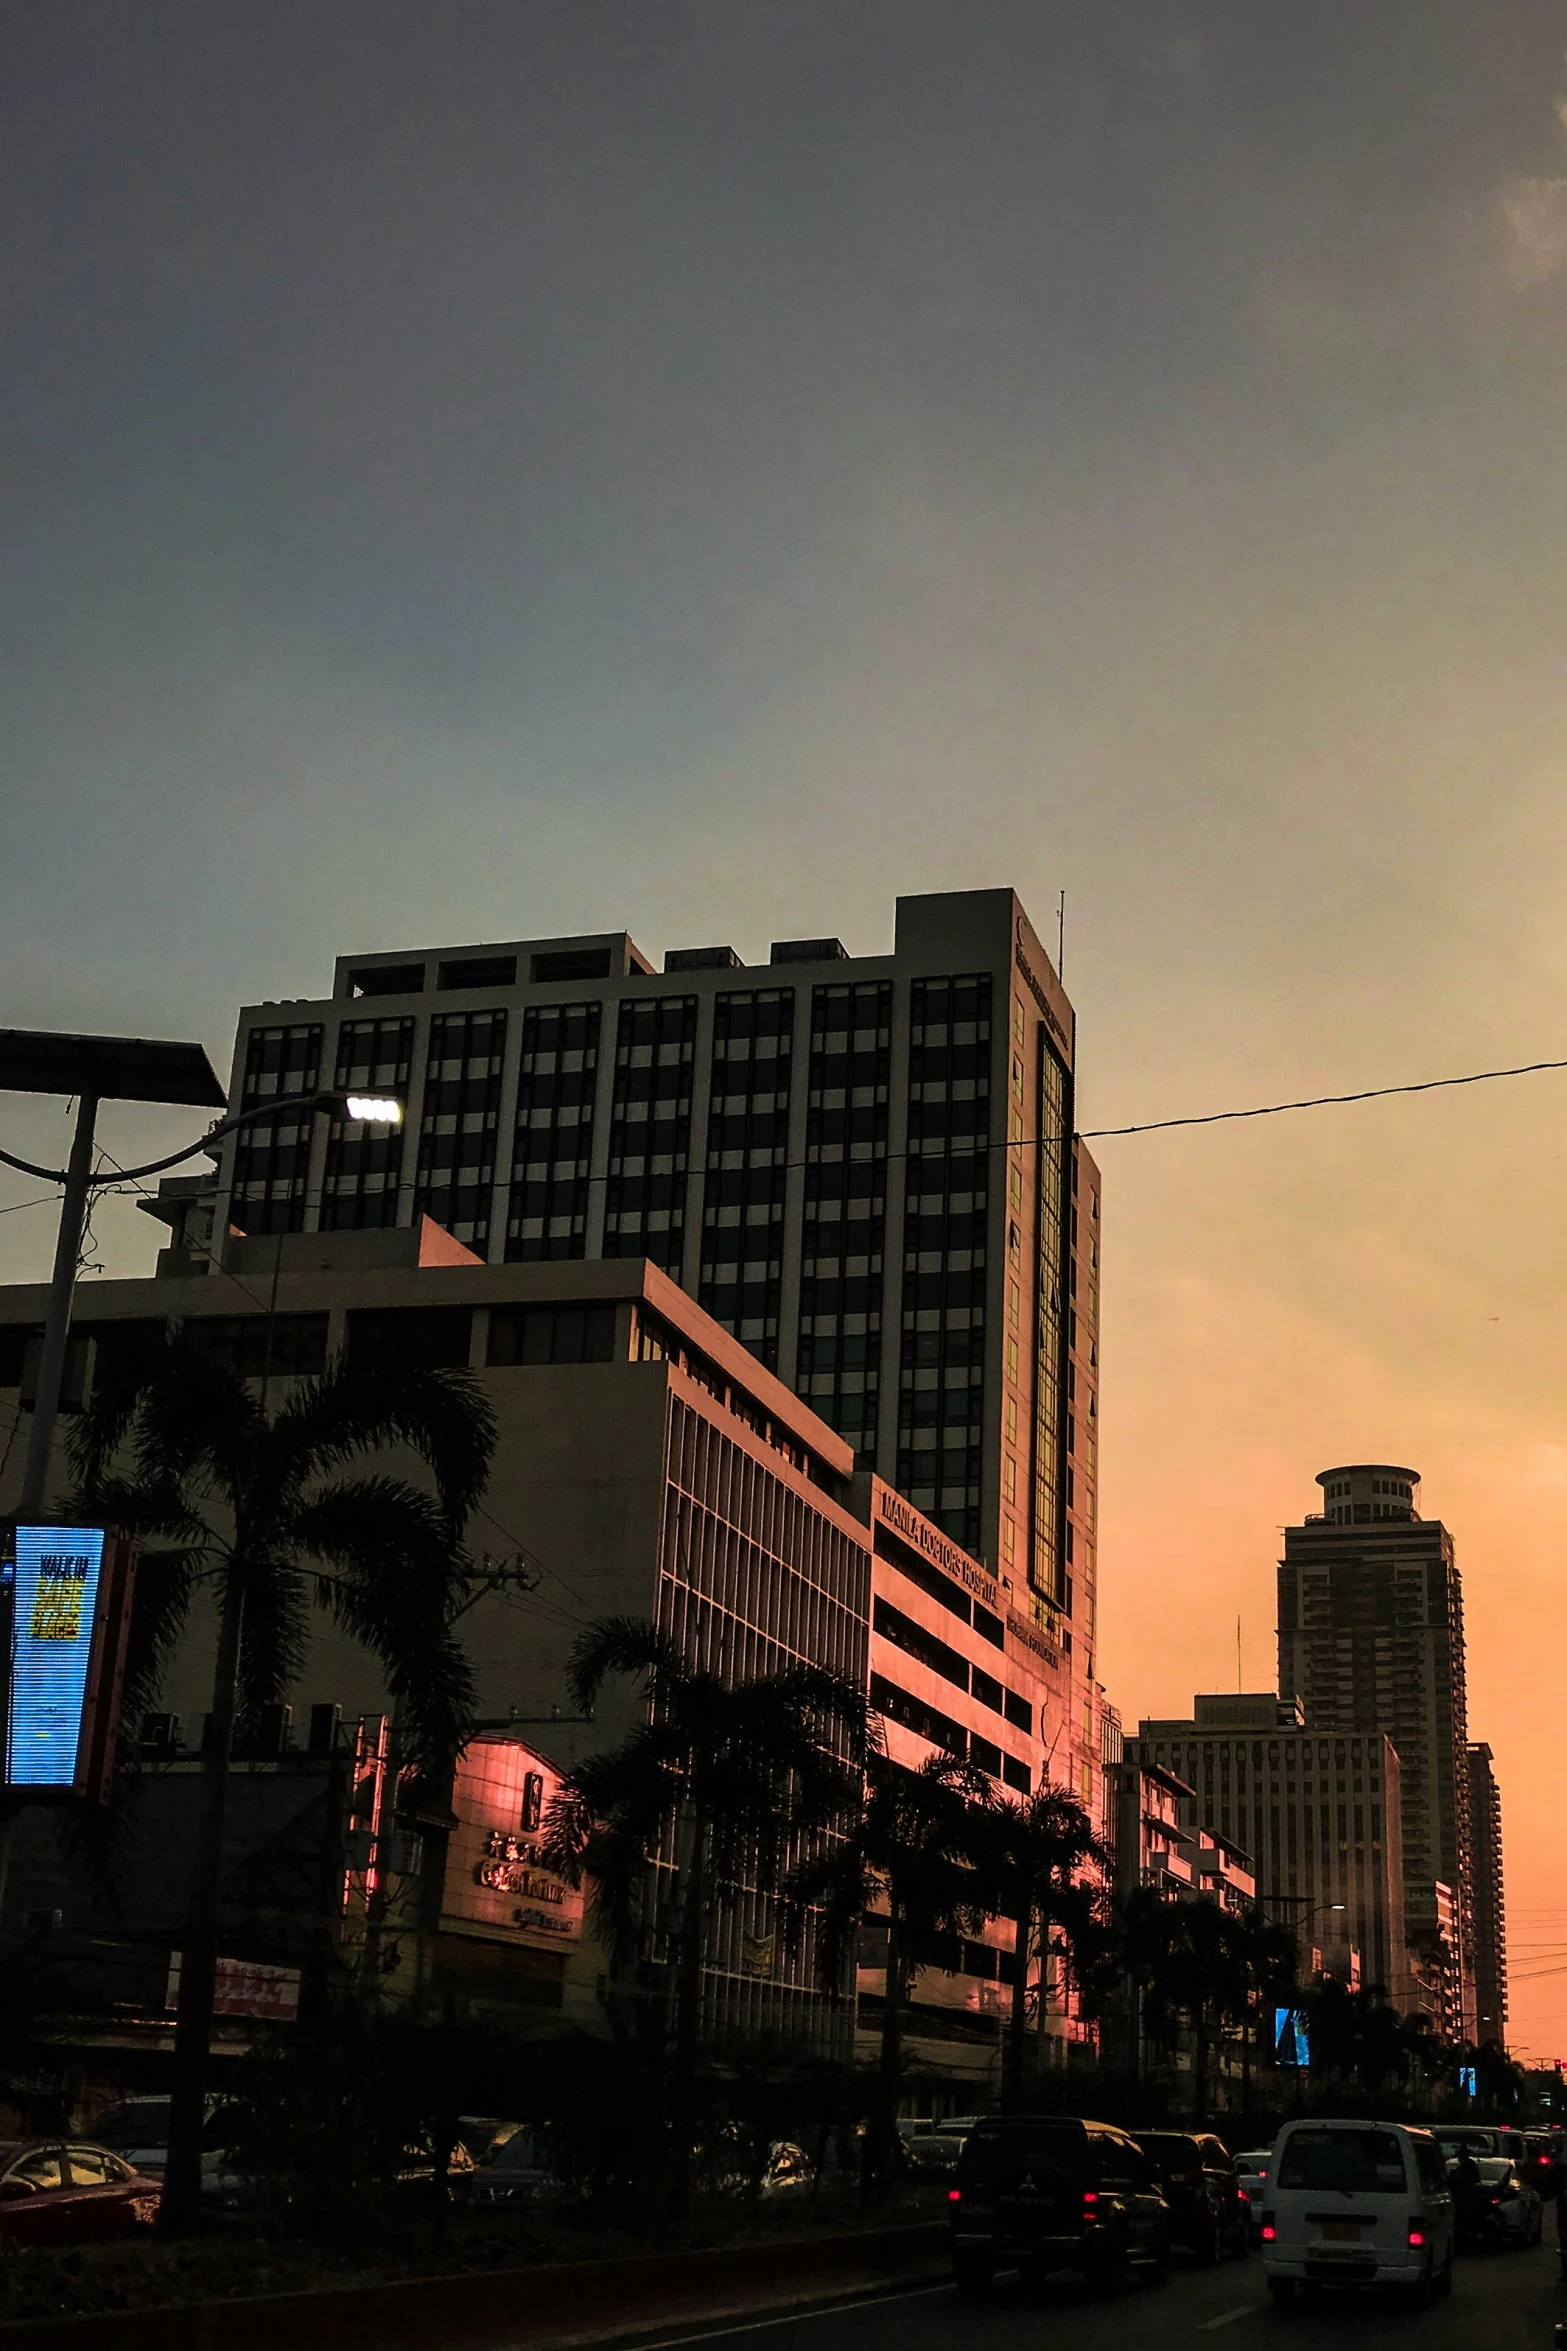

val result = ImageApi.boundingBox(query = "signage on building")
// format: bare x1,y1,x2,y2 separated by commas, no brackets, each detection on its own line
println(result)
1014,917,1071,1056
165,1952,301,2022
442,1738,585,1952
4,1526,137,1799
875,1487,998,1611
1274,2006,1311,2068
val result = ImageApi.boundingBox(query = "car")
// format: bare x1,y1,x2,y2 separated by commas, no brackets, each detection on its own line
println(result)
905,2116,982,2178
1432,2124,1527,2169
472,2129,564,2209
0,2140,161,2245
84,2094,231,2178
1447,2154,1543,2250
1521,2132,1560,2203
948,2115,1170,2297
1259,2118,1455,2308
1133,2131,1249,2263
1233,2147,1273,2239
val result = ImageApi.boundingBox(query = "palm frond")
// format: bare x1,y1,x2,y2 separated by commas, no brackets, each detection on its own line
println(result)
270,1359,496,1526
564,1616,684,1715
116,1544,211,1738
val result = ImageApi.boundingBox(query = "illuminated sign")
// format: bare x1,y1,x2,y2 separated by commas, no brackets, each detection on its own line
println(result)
166,1952,301,2021
1458,2065,1478,2097
1274,2007,1311,2068
442,1739,584,1951
5,1525,136,1798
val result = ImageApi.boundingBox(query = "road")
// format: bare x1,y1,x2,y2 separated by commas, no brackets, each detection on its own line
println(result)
636,2237,1566,2351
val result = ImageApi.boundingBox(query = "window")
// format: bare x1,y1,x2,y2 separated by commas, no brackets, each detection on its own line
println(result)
488,1304,617,1366
184,1314,330,1381
506,1000,601,1261
346,1307,472,1372
229,1023,323,1235
605,994,698,1278
532,948,611,983
5,2150,64,2191
322,1017,414,1229
438,954,517,991
1276,2130,1407,2194
414,1008,506,1250
66,2146,128,2187
701,989,795,1369
794,980,891,1461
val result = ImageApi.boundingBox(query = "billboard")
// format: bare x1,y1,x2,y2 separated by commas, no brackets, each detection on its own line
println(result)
1274,2006,1311,2068
4,1525,137,1799
442,1738,584,1952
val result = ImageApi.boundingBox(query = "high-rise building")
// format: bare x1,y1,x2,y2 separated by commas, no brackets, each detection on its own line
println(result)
1467,1742,1507,2050
1278,1465,1475,2038
1123,1694,1409,2004
150,889,1102,1771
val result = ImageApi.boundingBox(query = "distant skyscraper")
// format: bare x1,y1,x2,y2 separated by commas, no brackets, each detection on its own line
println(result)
149,889,1102,1780
1467,1742,1507,2049
1278,1465,1475,2038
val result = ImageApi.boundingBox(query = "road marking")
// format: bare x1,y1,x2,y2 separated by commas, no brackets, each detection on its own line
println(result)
622,2283,950,2351
1197,2311,1256,2332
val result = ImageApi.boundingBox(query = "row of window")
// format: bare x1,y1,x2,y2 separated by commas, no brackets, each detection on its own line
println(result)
869,1673,1031,1793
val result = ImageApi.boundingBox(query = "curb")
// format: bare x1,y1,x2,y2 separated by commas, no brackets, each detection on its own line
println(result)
0,2220,949,2351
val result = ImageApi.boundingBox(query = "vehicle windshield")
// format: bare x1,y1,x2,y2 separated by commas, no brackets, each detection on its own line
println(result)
959,2125,1084,2191
89,2103,169,2151
1234,2154,1268,2175
1275,2130,1407,2194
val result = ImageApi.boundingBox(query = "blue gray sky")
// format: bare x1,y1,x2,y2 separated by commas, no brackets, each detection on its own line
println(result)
6,1,1567,2042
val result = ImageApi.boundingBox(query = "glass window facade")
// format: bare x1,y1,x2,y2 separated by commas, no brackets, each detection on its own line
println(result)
604,995,697,1277
321,1017,414,1230
795,982,890,1464
230,1023,324,1235
1031,1036,1071,1605
505,1000,601,1261
414,1010,506,1251
699,990,794,1370
658,1393,870,2052
897,975,992,1553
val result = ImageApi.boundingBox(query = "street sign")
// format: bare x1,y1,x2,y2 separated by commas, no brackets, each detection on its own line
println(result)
4,1525,137,1799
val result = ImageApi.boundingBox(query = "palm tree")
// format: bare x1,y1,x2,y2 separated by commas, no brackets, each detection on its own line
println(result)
541,1617,867,2215
69,1330,496,2233
1224,1907,1298,2113
1119,1892,1244,2119
792,1749,995,2199
979,1783,1106,2109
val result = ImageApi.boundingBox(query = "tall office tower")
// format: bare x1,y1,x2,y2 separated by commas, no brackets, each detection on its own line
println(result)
1467,1742,1507,2049
152,890,1102,1763
1278,1465,1475,2038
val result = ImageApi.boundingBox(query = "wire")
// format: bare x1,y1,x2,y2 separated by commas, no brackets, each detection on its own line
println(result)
0,1192,59,1219
1079,1055,1567,1139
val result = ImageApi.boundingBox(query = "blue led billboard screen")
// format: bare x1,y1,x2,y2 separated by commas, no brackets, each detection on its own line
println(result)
6,1526,107,1787
1274,2006,1311,2068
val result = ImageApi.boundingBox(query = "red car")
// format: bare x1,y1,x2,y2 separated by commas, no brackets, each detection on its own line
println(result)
0,2140,161,2244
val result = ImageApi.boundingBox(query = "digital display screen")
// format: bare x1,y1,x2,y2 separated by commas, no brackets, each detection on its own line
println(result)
1274,2006,1311,2068
6,1525,107,1787
1458,2065,1477,2097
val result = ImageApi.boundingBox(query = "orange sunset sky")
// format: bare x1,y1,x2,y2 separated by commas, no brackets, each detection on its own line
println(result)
2,5,1566,2055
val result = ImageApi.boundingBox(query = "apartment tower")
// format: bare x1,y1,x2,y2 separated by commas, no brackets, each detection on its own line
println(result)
151,889,1102,1775
1467,1742,1507,2050
1278,1465,1475,2038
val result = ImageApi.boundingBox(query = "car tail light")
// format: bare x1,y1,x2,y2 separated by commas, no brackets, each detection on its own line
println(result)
1408,2224,1426,2247
1260,2211,1276,2242
1082,2190,1098,2208
947,2189,961,2205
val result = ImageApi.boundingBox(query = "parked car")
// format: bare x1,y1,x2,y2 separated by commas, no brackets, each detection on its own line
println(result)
1259,2119,1455,2308
1448,2155,1543,2250
84,2095,231,2178
0,2141,160,2245
1133,2131,1249,2263
1233,2148,1273,2240
473,2130,564,2210
948,2115,1170,2297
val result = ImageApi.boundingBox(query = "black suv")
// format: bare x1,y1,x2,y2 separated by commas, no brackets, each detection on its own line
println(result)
949,2117,1170,2296
1133,2132,1249,2264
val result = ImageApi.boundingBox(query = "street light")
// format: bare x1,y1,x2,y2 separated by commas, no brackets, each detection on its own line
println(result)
0,1034,405,1528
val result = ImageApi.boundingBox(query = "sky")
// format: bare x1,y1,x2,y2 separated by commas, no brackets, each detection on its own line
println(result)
4,0,1567,2055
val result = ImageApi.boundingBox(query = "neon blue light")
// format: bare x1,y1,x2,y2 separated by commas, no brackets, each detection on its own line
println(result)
1274,2006,1311,2067
6,1526,106,1787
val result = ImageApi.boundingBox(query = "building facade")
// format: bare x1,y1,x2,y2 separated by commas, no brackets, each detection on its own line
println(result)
1278,1465,1473,2036
1467,1741,1507,2050
0,1232,1076,2069
145,890,1101,1778
1124,1694,1409,2006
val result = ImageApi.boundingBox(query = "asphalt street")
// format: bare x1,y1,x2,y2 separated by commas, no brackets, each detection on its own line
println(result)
634,2237,1567,2351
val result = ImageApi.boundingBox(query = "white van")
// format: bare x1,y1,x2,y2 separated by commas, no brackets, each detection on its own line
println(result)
1259,2119,1455,2307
